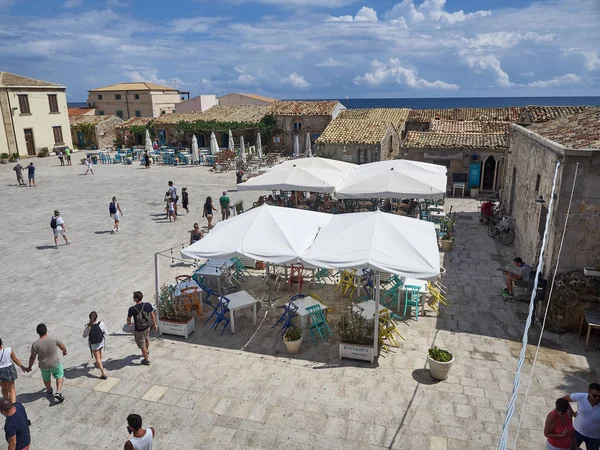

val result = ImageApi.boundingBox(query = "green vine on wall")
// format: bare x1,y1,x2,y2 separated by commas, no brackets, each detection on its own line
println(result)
129,121,155,137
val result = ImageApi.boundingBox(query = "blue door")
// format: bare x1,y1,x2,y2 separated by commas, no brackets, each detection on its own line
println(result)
77,131,85,148
198,135,205,147
158,130,166,145
221,133,228,148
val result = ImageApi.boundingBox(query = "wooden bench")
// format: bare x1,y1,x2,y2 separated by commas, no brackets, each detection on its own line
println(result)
579,309,600,347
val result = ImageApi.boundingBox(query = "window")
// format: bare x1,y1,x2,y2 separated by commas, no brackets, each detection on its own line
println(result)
17,94,30,114
538,204,548,238
98,94,103,100
48,94,59,113
99,110,105,116
134,94,140,100
115,94,122,100
535,174,541,193
273,136,281,143
116,110,123,118
52,126,64,144
135,110,141,117
293,122,302,131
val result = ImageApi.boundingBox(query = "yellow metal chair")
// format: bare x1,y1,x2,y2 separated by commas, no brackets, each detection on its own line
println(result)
378,309,405,352
335,269,357,297
426,281,448,316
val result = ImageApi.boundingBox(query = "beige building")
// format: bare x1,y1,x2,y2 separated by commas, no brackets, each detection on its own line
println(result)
175,95,218,114
87,82,187,119
218,93,278,106
0,71,73,157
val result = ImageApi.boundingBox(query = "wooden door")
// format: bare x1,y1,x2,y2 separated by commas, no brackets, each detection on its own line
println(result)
24,129,35,156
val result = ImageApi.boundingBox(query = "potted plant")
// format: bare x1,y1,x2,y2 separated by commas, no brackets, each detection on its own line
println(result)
440,233,454,251
0,153,9,164
283,327,302,354
338,310,376,363
156,284,195,338
427,346,454,380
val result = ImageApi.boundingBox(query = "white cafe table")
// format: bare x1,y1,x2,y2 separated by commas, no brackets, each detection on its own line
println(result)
352,300,388,321
430,211,446,219
222,290,258,333
292,296,327,328
194,258,235,293
172,279,200,297
428,205,444,212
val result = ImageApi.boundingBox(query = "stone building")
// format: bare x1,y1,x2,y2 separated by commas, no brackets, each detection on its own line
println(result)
516,106,592,126
218,93,278,106
116,117,155,147
502,108,600,330
0,71,73,157
267,101,345,154
316,119,400,164
401,132,508,194
70,115,123,150
405,107,521,134
336,108,409,136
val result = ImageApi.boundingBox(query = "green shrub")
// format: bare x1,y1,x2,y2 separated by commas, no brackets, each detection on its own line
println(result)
37,148,50,157
284,327,302,342
337,310,374,345
428,346,453,362
0,153,9,160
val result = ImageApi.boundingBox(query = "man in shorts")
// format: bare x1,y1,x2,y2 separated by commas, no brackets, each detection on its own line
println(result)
0,398,31,450
168,181,178,216
51,210,70,249
64,146,71,165
127,291,157,366
219,191,230,221
502,257,532,297
26,162,35,187
27,323,67,403
563,383,600,450
13,162,25,186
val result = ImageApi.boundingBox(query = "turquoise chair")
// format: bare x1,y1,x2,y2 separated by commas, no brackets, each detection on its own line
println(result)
306,305,333,344
403,285,421,321
314,268,334,288
231,257,251,280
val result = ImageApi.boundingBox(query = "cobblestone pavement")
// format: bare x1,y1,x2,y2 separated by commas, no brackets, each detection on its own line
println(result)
0,157,598,449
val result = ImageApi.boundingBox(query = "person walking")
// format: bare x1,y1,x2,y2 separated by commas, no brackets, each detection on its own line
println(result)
126,292,157,366
0,398,31,450
64,146,72,165
82,312,108,380
236,168,244,184
563,383,600,450
125,414,155,450
202,196,217,230
143,150,150,169
50,210,70,249
219,191,230,221
544,398,580,450
181,188,189,215
0,339,29,404
168,181,178,215
27,324,67,403
58,151,64,166
84,156,94,175
12,162,24,186
167,198,176,222
26,163,35,187
189,223,202,245
109,197,123,233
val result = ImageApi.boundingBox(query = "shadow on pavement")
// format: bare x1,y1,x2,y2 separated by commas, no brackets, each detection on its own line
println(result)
35,245,56,250
103,354,141,371
94,231,113,235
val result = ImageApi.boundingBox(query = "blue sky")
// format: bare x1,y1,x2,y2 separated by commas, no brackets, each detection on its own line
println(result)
1,0,599,100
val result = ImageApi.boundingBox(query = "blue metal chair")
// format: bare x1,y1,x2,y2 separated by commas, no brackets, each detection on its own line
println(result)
306,305,333,344
402,285,421,321
272,301,298,335
199,284,219,311
204,296,230,335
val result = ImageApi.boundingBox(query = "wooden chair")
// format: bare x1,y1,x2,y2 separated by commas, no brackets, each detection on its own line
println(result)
288,263,305,293
175,275,192,284
180,286,203,317
335,269,357,297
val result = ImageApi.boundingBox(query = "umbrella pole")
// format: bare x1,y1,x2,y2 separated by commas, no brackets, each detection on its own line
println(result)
373,272,380,364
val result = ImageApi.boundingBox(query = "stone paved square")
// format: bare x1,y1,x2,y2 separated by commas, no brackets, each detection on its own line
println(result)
0,157,598,449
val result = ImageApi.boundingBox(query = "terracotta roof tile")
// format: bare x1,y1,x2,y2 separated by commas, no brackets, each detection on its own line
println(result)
402,132,508,149
89,82,178,92
527,107,600,149
70,115,121,126
429,120,509,133
268,100,341,116
519,105,593,123
68,107,95,117
0,71,64,88
154,104,269,125
317,119,390,145
337,108,409,129
408,107,522,123
117,117,155,128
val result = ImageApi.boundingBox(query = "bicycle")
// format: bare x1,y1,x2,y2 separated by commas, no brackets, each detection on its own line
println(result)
488,215,515,245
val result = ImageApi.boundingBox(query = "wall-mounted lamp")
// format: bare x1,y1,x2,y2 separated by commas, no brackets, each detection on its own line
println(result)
535,195,546,204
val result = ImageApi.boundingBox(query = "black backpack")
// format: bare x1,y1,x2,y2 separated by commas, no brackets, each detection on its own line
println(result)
134,303,151,330
50,217,57,229
109,202,117,214
89,322,104,345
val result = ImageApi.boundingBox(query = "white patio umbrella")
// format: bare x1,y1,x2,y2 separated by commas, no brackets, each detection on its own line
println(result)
257,133,263,158
305,132,312,158
266,156,358,173
191,135,199,164
293,135,300,158
336,159,447,199
181,204,332,264
210,132,218,155
240,136,246,162
228,130,234,152
145,129,152,153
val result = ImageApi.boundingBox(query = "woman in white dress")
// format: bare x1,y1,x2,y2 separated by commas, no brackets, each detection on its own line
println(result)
83,311,108,379
0,338,29,403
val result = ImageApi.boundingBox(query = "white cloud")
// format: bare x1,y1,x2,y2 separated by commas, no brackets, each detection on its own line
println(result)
236,74,257,85
204,0,354,6
315,57,349,67
527,73,583,88
385,0,490,25
329,6,377,22
464,31,554,50
122,68,189,88
63,0,82,7
464,54,512,87
282,73,310,88
170,17,210,33
568,49,600,71
520,72,534,77
354,58,459,89
105,0,129,6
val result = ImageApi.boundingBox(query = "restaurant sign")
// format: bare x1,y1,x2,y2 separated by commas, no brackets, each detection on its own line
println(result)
339,343,375,363
424,150,463,160
158,317,195,339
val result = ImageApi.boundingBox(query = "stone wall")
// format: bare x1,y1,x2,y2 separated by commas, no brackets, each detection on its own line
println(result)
548,271,600,331
318,125,400,164
270,116,332,155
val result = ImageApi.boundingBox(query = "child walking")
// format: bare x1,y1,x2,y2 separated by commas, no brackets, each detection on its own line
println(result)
168,198,176,222
181,188,189,215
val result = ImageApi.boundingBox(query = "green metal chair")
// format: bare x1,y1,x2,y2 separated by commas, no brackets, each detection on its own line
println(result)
306,305,333,344
231,257,251,281
314,268,334,288
403,285,422,321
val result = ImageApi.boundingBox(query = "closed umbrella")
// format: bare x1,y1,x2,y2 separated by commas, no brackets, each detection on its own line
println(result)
257,133,263,158
145,129,152,153
191,135,198,164
305,132,312,158
240,136,246,162
210,132,218,155
293,135,300,158
228,130,234,152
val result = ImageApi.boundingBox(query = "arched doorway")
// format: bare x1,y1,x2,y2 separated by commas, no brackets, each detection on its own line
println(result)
482,155,497,191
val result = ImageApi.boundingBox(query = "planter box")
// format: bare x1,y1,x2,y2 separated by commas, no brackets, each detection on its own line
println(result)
339,343,376,363
158,317,195,338
584,267,600,277
427,355,454,380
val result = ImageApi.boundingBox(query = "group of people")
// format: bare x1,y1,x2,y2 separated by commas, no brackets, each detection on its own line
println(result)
0,291,159,449
56,147,72,166
12,162,36,187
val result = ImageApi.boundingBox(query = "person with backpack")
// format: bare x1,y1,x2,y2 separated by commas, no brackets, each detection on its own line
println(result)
51,210,70,249
82,311,108,380
109,197,123,233
502,257,532,297
126,292,156,366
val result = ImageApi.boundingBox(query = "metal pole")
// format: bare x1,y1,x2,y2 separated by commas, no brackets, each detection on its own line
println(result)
154,252,160,307
373,272,380,364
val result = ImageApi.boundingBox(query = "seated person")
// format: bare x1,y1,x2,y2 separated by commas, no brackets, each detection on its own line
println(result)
257,196,265,206
290,192,297,205
383,200,392,212
321,196,331,212
276,197,284,207
336,199,346,213
266,195,275,205
502,257,532,297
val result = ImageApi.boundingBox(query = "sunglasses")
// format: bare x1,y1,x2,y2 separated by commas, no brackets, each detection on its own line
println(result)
591,393,600,399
